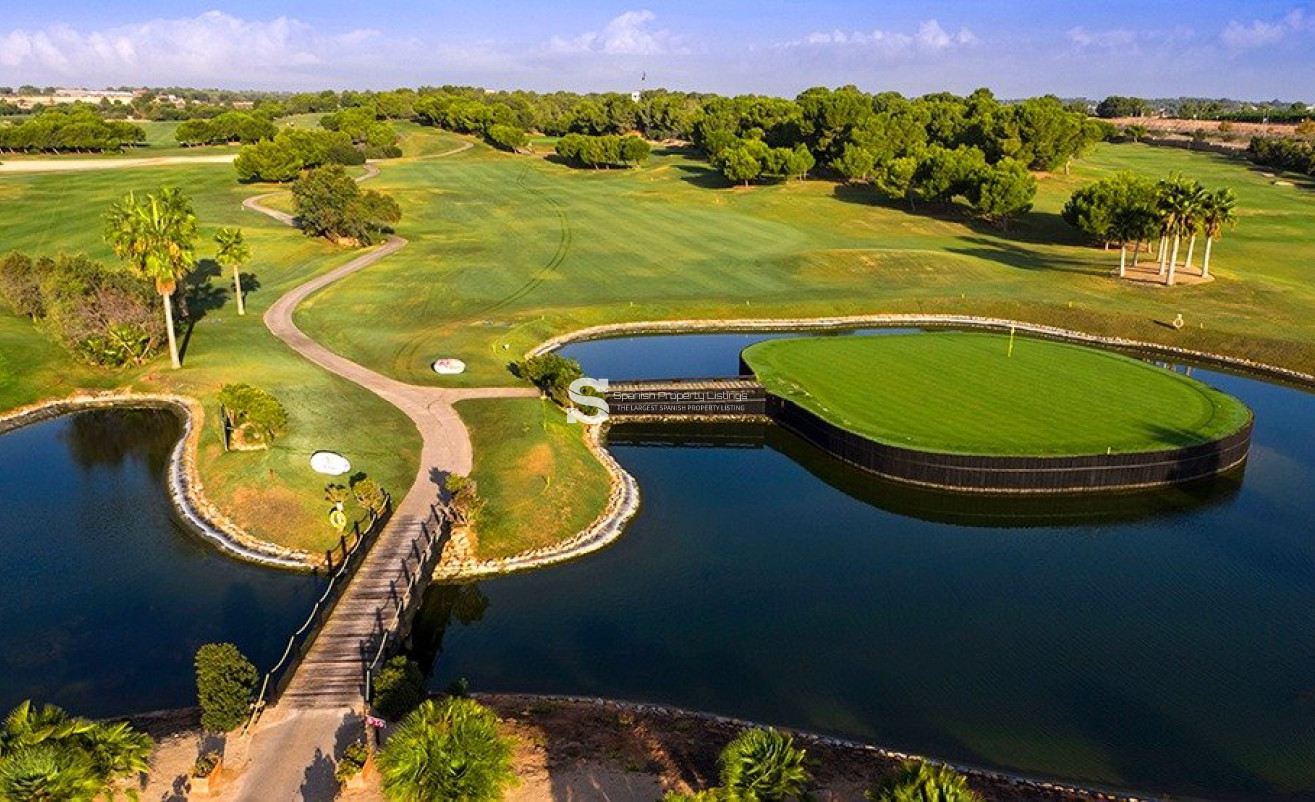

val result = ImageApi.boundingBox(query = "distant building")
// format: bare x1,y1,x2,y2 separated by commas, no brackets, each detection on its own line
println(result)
630,91,641,103
11,87,138,110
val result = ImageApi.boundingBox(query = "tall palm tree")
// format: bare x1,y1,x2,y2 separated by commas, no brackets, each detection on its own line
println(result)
214,227,251,316
1179,181,1209,278
1200,188,1238,279
104,187,198,369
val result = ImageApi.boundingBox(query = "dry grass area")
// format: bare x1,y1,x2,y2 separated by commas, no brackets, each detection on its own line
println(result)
1104,116,1307,138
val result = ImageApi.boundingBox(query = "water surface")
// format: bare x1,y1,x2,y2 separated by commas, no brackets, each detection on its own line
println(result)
0,408,319,717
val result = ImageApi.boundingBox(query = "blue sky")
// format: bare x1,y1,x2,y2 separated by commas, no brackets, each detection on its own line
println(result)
1,1,1312,99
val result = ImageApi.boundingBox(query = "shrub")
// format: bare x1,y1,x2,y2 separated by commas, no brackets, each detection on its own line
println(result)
718,728,810,801
194,643,258,732
0,251,46,318
512,353,583,406
191,752,221,777
485,124,528,152
866,760,982,802
335,741,370,783
351,477,387,517
377,697,516,802
218,383,288,443
0,252,162,366
372,656,426,721
443,474,485,526
326,141,366,166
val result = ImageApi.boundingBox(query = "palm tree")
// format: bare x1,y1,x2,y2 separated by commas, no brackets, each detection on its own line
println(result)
0,744,102,802
82,720,153,795
1200,188,1238,278
214,227,251,316
0,702,153,802
867,760,982,802
377,697,516,802
103,187,199,369
0,701,92,754
718,728,811,801
1179,181,1209,278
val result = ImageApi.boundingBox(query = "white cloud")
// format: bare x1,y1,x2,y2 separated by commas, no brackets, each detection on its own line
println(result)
1067,27,1138,49
1220,8,1312,49
779,19,976,55
547,9,681,56
0,11,384,85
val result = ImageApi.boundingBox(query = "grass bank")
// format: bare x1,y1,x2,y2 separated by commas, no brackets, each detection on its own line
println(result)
455,396,611,560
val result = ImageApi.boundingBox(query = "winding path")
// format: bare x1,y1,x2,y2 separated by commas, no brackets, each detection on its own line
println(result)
230,144,534,800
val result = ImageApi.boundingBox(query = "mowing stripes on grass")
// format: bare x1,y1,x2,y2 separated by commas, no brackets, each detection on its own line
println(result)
742,332,1252,456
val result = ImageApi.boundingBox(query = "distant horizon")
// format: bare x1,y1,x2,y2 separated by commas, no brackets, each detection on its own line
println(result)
2,2,1313,101
3,83,1311,109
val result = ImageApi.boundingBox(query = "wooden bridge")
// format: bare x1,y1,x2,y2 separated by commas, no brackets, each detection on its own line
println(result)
606,376,766,417
249,500,447,714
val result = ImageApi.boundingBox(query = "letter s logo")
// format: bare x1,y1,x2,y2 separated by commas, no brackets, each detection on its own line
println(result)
566,377,610,425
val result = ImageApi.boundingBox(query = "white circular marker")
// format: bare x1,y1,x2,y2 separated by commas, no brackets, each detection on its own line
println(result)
432,358,466,375
310,451,352,475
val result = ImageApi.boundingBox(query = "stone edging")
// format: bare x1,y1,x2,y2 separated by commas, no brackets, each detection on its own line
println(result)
434,424,640,579
0,392,317,570
477,692,1161,802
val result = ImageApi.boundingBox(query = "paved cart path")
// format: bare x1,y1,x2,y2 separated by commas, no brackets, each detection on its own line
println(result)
228,142,534,801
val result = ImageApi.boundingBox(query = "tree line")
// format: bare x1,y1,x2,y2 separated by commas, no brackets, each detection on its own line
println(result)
1063,173,1238,284
0,107,144,153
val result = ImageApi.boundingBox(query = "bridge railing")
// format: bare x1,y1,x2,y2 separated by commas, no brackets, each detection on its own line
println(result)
242,492,392,732
363,501,448,704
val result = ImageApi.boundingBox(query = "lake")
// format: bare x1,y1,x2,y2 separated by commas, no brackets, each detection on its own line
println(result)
0,407,319,718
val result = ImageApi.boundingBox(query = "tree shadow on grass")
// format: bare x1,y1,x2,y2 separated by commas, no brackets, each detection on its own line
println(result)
945,236,1108,275
673,162,732,189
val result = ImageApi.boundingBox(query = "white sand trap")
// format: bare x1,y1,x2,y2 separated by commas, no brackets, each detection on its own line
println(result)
432,358,466,374
310,451,351,475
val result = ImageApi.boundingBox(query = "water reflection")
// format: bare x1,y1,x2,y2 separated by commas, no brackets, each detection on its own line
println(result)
608,421,1246,527
0,408,318,717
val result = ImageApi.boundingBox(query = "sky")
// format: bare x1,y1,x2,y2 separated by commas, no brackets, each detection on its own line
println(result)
1,1,1312,100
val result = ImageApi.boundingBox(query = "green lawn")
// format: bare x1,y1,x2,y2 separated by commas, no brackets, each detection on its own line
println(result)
0,161,420,554
743,333,1252,456
296,138,1315,391
455,396,611,559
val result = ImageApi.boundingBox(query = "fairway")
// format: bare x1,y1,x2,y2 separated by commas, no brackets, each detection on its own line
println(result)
295,137,1315,390
742,333,1252,456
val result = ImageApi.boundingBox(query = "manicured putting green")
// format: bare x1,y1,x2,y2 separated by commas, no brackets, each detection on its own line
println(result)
742,332,1252,456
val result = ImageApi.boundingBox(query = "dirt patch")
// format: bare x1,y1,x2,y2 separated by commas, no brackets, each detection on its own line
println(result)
228,484,314,546
479,695,1131,801
520,441,556,478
